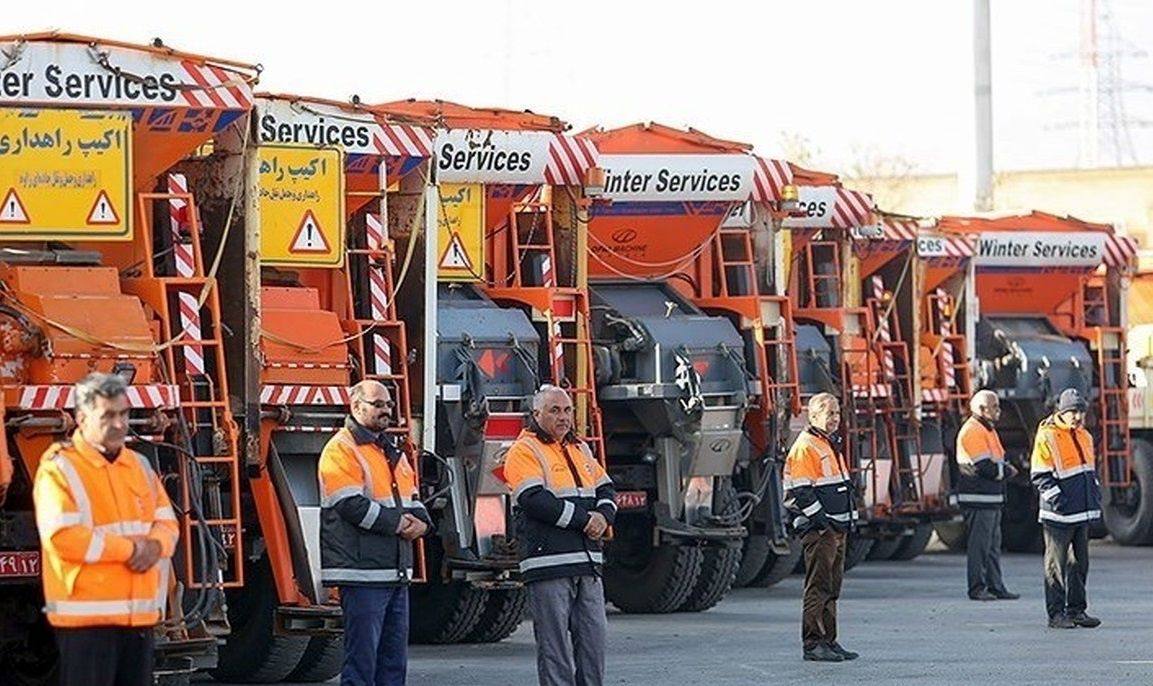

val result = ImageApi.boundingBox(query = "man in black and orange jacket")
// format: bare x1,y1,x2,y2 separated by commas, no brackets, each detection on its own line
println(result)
504,385,616,686
318,380,431,686
783,392,858,663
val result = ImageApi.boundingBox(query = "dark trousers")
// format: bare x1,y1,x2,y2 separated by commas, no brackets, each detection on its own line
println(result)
1043,523,1090,619
340,585,409,686
55,625,155,686
964,507,1006,595
801,527,846,650
528,576,607,686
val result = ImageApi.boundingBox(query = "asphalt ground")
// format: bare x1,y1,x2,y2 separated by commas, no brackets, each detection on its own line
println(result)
210,538,1153,685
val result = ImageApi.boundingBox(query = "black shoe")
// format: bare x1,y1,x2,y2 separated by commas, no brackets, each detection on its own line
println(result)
829,642,859,660
969,590,997,601
1069,612,1101,628
990,589,1020,600
803,643,845,662
1048,614,1077,629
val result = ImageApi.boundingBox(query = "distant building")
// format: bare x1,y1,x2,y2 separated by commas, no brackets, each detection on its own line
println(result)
853,166,1153,260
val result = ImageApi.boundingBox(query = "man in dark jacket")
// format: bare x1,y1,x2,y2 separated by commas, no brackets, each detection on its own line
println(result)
318,380,431,686
783,392,859,663
956,390,1020,600
1031,388,1102,629
503,385,616,686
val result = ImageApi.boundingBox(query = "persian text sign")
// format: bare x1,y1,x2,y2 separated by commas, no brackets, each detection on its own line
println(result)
0,108,131,239
258,145,345,267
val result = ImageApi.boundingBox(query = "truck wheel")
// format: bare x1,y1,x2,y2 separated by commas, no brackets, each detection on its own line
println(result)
462,588,528,643
677,542,742,612
748,538,803,588
865,537,903,561
284,636,343,683
733,534,772,588
1103,438,1153,545
842,534,873,571
409,537,489,644
890,524,933,560
605,514,703,614
933,521,968,551
211,556,310,683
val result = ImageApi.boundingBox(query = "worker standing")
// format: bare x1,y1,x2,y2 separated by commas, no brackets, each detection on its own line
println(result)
1031,388,1102,629
33,373,179,686
956,390,1020,601
503,385,616,686
318,380,431,686
783,392,859,663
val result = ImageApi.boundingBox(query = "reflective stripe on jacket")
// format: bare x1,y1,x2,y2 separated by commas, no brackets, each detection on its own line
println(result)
317,422,430,587
783,427,857,536
503,428,616,583
1030,415,1102,526
956,416,1007,507
34,432,179,628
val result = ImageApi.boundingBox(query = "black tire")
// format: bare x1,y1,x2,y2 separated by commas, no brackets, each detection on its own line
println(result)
1,603,57,686
677,542,742,612
733,534,772,588
605,540,703,614
211,557,311,683
890,524,934,561
749,538,803,588
1103,438,1153,546
865,537,903,561
933,521,968,551
284,636,343,683
462,588,529,643
842,534,874,571
409,536,490,644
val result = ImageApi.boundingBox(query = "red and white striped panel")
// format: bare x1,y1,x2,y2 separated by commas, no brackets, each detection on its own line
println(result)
922,388,949,403
373,124,434,158
938,235,976,258
177,292,207,376
544,134,599,186
881,217,919,242
852,384,891,398
366,213,386,251
871,276,896,380
1104,234,1138,268
19,385,179,410
830,188,874,229
374,335,393,377
167,174,196,278
179,61,252,109
936,289,957,389
550,320,564,384
260,385,350,406
539,254,555,288
368,267,390,320
751,157,793,203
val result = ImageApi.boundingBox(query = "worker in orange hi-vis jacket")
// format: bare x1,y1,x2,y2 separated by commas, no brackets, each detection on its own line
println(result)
783,392,859,663
318,379,431,686
956,389,1020,601
503,384,616,686
33,372,179,686
1031,388,1103,630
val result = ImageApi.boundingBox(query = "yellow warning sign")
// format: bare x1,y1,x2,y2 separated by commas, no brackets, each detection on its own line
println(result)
257,145,345,267
437,183,484,282
0,109,132,240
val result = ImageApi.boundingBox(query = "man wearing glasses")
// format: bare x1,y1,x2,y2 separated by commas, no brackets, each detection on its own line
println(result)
318,380,431,685
1030,388,1102,629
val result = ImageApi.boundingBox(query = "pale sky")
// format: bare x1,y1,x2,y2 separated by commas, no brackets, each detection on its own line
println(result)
6,0,1153,175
